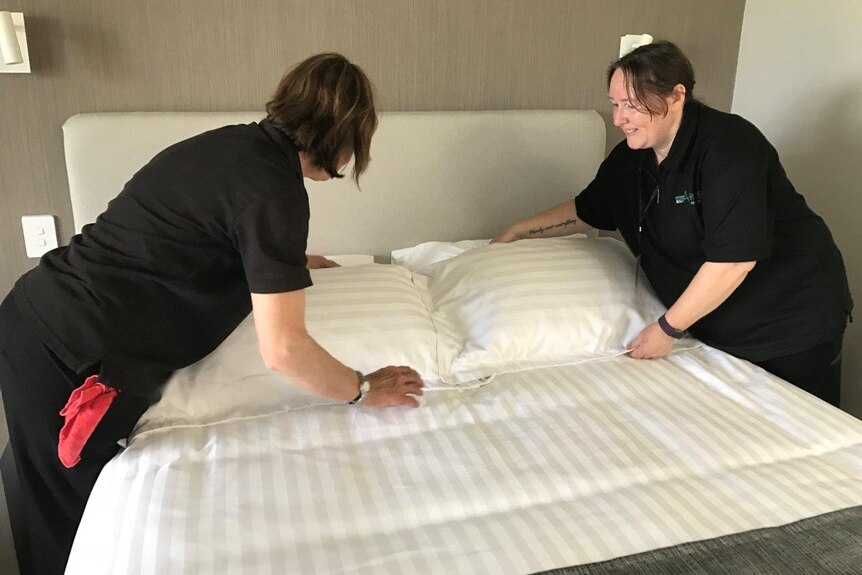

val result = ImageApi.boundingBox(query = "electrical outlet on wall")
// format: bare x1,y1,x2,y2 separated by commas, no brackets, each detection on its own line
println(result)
21,215,58,258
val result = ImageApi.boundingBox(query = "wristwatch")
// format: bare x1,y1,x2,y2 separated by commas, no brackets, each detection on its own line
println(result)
349,371,372,405
658,314,686,339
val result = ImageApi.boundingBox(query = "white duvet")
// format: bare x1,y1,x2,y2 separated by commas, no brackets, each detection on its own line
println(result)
68,345,862,575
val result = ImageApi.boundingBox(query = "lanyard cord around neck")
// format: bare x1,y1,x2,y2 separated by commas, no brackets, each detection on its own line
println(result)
635,167,661,289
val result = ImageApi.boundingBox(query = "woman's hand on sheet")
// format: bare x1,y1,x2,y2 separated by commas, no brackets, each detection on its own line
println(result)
363,366,424,408
627,322,674,360
307,255,341,269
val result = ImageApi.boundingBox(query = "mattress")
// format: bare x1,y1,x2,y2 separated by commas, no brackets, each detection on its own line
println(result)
66,345,862,574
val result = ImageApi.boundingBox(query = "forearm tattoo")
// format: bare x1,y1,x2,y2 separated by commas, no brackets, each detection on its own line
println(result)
527,218,578,236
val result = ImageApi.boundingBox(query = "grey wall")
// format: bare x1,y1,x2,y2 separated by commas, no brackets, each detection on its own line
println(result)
0,0,746,293
732,0,861,419
0,1,747,573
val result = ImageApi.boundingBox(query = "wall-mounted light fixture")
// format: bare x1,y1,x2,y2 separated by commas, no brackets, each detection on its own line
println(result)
0,11,30,73
619,33,653,58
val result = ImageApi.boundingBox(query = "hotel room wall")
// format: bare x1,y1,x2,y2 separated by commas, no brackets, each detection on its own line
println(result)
733,0,862,418
0,0,745,294
0,2,745,572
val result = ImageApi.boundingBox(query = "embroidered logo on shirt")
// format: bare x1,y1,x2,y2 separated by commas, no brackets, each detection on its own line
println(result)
675,189,700,205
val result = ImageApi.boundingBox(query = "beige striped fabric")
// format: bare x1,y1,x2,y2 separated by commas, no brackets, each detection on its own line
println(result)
133,263,440,435
414,237,700,385
304,264,439,381
69,346,862,575
138,238,707,436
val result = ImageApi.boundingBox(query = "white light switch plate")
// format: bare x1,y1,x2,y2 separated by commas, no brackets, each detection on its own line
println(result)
21,215,58,258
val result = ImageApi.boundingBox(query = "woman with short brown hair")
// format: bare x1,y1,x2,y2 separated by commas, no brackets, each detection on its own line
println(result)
0,52,422,575
267,52,378,182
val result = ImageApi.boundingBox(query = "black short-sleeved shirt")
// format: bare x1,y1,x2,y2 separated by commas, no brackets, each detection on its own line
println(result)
576,102,853,361
13,120,312,397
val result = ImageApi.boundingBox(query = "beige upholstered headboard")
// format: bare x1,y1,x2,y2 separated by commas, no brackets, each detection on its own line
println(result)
63,110,605,257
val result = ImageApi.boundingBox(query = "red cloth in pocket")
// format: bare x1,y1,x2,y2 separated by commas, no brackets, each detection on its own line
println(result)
58,375,119,468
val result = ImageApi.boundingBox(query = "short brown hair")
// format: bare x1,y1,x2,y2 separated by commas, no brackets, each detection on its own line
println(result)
607,41,697,117
266,53,377,182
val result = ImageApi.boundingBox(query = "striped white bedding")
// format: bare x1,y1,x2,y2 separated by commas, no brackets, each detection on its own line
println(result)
67,346,862,575
414,237,701,384
130,264,440,437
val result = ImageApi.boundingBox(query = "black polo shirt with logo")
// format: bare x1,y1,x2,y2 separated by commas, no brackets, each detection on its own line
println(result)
576,102,853,361
13,120,312,397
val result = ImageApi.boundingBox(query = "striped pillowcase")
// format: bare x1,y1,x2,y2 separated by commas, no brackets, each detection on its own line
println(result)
135,263,441,434
414,237,698,385
305,263,440,383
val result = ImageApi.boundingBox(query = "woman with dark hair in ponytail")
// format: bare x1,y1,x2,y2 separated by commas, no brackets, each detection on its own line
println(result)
0,53,423,575
496,41,852,407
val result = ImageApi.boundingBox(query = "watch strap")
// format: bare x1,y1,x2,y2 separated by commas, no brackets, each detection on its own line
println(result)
348,370,371,405
658,314,685,339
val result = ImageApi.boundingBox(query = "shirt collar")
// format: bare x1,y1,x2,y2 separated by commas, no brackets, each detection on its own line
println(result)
660,101,701,172
260,119,303,179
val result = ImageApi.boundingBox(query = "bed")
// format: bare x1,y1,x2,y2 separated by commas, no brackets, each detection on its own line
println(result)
39,111,862,573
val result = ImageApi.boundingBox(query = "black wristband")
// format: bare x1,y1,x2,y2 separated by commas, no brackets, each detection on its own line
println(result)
658,314,685,339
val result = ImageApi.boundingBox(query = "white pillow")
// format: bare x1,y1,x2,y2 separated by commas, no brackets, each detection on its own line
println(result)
391,239,490,271
304,264,438,381
134,263,439,436
391,235,589,272
325,254,375,266
414,237,700,385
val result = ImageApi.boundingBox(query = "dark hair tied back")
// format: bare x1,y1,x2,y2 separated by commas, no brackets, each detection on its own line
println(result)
607,41,697,117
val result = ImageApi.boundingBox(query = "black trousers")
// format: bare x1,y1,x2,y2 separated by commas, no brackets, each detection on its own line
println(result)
0,294,150,575
753,334,845,408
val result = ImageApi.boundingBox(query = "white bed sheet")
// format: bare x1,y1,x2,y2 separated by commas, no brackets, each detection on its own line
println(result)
67,346,862,575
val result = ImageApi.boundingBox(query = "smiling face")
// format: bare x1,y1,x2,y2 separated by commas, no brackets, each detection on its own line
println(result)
608,68,685,163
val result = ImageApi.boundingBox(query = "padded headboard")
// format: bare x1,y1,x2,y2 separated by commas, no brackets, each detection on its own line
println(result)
63,111,605,256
